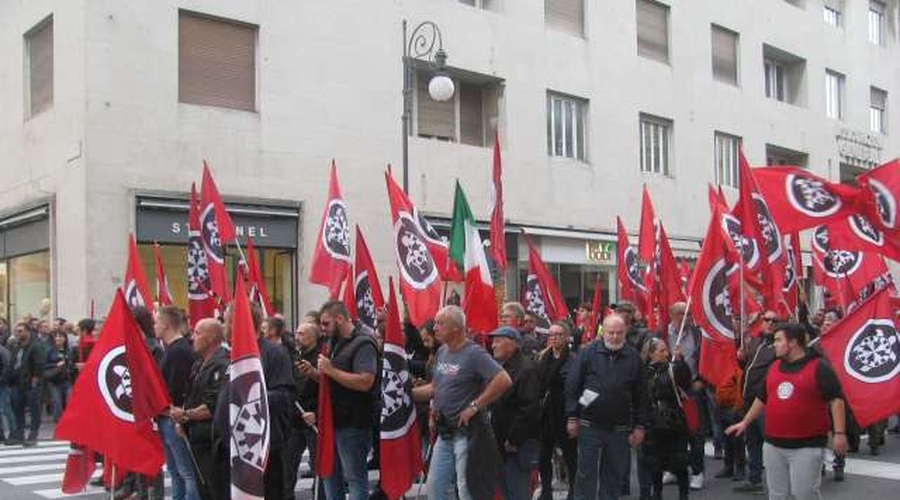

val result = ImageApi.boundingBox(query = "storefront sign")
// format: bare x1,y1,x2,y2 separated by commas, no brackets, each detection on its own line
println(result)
586,241,615,265
836,128,882,168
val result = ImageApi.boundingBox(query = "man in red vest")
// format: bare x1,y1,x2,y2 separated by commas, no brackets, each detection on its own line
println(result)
726,323,847,500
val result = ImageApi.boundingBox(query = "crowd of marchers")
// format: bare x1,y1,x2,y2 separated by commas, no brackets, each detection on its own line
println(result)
0,296,897,500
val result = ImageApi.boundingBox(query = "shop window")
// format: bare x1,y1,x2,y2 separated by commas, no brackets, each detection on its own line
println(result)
8,251,50,321
0,262,7,322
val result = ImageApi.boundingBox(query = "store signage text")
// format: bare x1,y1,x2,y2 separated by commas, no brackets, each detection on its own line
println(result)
586,241,614,264
836,128,881,167
170,222,270,239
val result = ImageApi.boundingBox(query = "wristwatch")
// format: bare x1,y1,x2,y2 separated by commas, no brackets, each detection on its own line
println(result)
469,401,480,414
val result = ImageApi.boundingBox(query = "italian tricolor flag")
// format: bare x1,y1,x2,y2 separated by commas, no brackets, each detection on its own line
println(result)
449,181,498,334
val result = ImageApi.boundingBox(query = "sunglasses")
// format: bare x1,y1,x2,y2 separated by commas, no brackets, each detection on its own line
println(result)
763,317,778,322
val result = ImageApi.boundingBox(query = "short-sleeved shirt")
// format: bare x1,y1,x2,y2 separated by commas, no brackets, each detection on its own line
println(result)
432,341,503,418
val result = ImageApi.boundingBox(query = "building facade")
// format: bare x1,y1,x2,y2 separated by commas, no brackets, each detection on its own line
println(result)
1,0,897,324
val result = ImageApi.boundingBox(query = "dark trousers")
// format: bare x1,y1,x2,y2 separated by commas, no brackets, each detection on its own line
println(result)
211,444,229,500
190,438,216,500
11,385,42,440
574,424,631,500
688,390,710,475
640,432,689,500
719,409,745,474
265,447,290,500
744,414,765,485
539,430,576,500
287,426,324,499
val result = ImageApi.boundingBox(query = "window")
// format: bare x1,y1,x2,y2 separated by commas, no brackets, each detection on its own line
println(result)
823,0,842,27
179,11,257,111
869,1,885,45
545,0,584,36
714,132,741,188
640,114,672,176
711,25,738,85
459,0,499,10
636,0,669,63
24,16,53,118
871,86,887,134
763,45,806,105
784,0,805,7
547,92,588,161
766,144,808,168
825,69,845,120
416,73,501,147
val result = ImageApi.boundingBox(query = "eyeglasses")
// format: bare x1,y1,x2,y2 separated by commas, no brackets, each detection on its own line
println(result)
763,317,777,322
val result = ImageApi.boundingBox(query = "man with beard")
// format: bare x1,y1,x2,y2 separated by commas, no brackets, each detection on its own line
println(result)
565,315,646,500
316,301,379,500
172,318,228,500
614,302,651,353
8,321,48,446
726,323,846,500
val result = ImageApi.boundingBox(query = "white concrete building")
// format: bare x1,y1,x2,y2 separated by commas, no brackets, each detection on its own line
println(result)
0,0,897,324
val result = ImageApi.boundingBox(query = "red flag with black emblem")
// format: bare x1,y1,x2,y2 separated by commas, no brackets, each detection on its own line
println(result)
385,170,442,326
310,161,352,298
243,237,273,317
228,279,270,500
858,158,900,233
811,225,890,311
355,226,385,329
818,286,900,427
55,291,169,477
380,277,423,500
656,224,686,328
524,235,568,332
616,217,649,316
124,234,153,312
342,264,359,321
827,213,900,262
153,242,173,307
782,233,801,315
61,446,96,494
489,132,507,273
200,164,233,302
188,183,218,328
638,185,658,263
752,165,861,233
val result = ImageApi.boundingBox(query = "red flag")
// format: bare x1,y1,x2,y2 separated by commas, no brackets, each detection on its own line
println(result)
188,183,218,328
342,264,359,321
379,278,424,499
385,170,442,326
782,233,800,315
753,165,861,233
638,185,657,262
589,277,603,339
201,161,237,243
200,165,232,302
315,341,335,478
616,217,649,315
153,242,173,307
55,291,169,477
310,161,352,299
827,213,900,261
818,287,900,427
229,279,270,499
812,225,890,311
61,446,96,494
524,235,568,331
124,234,153,312
489,132,507,273
679,259,691,295
655,225,686,330
244,237,273,317
856,158,900,232
699,330,740,388
355,226,385,329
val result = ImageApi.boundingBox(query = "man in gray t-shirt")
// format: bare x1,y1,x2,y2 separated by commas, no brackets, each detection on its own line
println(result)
413,306,512,500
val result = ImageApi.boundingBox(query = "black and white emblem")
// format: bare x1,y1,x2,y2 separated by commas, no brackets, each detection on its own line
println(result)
415,208,445,246
721,214,759,269
187,232,210,299
823,249,862,278
355,272,377,328
701,258,736,340
98,346,134,422
844,319,900,384
394,212,438,290
525,275,552,331
812,226,830,254
623,246,647,292
380,343,416,439
124,280,145,310
866,179,897,230
229,357,269,497
752,194,784,262
323,200,351,261
200,205,225,264
782,246,797,293
786,173,842,218
849,214,884,247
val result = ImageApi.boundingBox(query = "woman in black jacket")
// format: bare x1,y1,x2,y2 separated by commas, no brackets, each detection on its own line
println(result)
537,321,576,500
640,337,691,500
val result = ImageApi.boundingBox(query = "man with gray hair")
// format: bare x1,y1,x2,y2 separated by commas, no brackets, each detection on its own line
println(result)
413,305,512,500
501,302,542,358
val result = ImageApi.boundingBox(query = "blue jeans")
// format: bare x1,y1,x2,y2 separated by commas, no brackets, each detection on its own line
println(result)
745,413,765,485
501,439,540,500
324,427,372,500
574,424,631,500
47,381,69,421
158,417,200,500
0,386,16,438
427,432,472,500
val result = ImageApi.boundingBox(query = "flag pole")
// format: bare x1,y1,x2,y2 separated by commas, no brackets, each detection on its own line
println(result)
109,465,115,500
739,255,746,352
672,296,693,351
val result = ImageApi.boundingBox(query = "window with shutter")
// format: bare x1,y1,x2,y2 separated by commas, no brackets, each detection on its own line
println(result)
869,1,886,45
711,25,738,85
870,87,887,134
636,0,669,63
25,17,53,118
179,11,257,111
459,84,484,146
417,73,456,141
545,0,584,36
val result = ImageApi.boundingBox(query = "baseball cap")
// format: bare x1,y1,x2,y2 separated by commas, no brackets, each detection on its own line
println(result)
488,326,522,343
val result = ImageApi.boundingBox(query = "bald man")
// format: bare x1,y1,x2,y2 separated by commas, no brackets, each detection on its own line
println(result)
172,318,229,499
565,315,648,500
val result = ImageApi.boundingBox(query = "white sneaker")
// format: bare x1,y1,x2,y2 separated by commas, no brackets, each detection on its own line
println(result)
690,473,705,490
662,472,677,485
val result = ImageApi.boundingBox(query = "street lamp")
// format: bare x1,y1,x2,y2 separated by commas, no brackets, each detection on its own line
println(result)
402,20,454,193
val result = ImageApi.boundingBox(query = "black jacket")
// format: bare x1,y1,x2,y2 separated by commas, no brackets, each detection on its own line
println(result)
185,346,229,447
741,336,776,410
565,341,647,428
11,338,49,388
643,360,691,434
491,350,541,447
538,346,573,438
293,344,320,414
